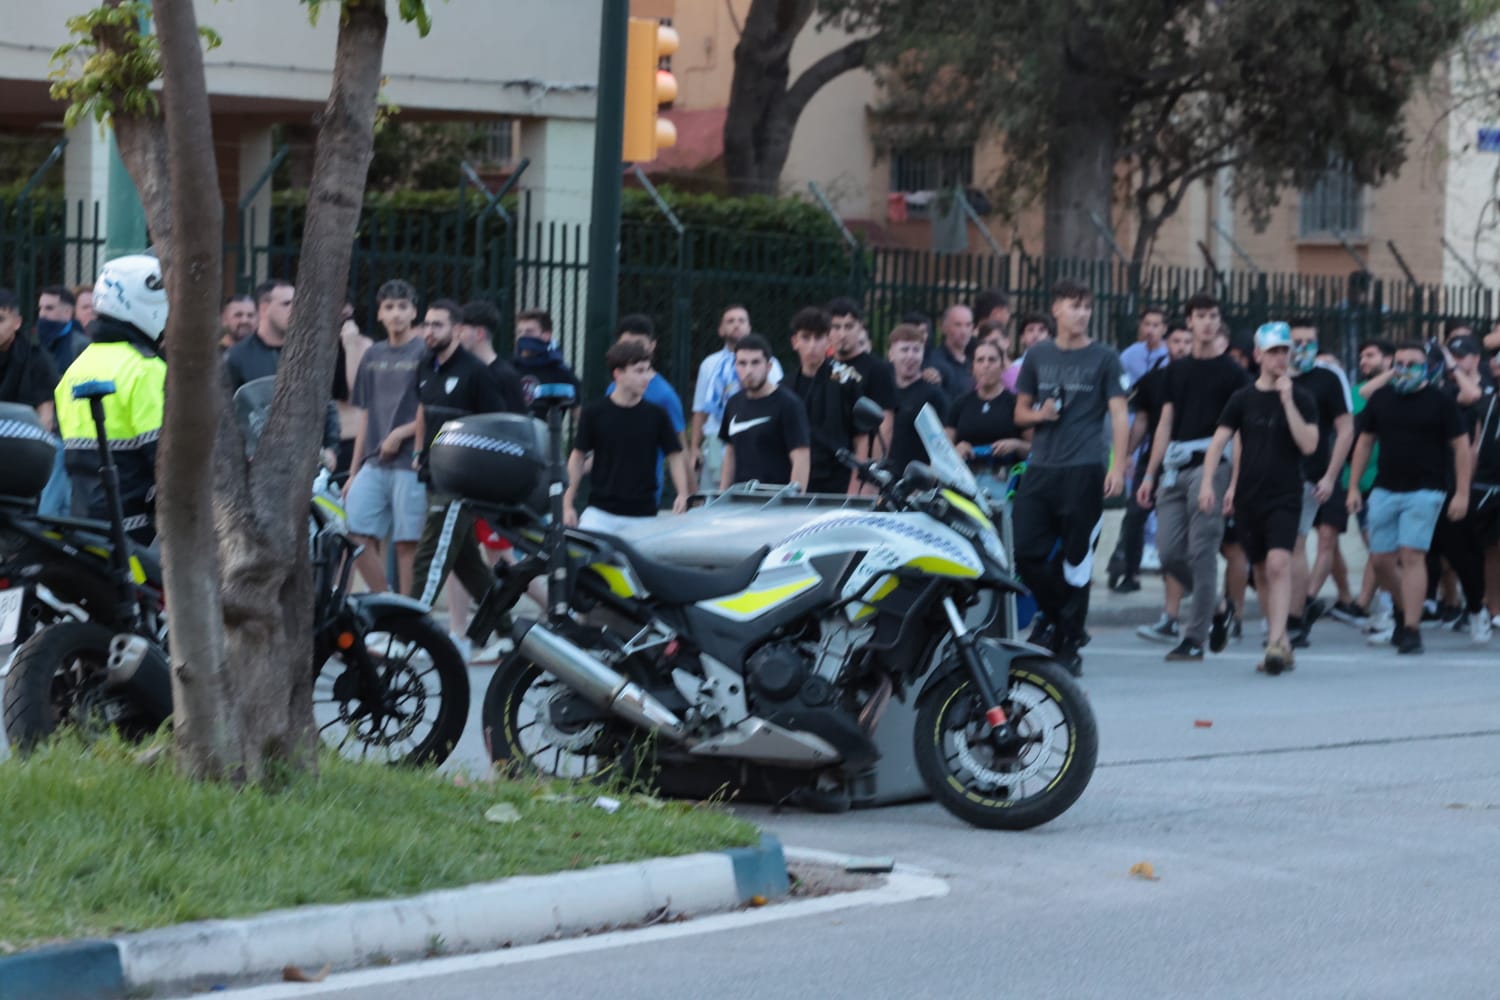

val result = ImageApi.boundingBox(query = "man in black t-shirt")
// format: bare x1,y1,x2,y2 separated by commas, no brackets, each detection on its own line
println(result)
564,340,688,532
1200,323,1319,674
720,334,811,490
787,307,865,494
1110,322,1191,597
1286,320,1354,646
1428,333,1492,639
1347,342,1470,655
885,323,950,474
828,298,896,461
1137,293,1251,661
410,299,511,615
457,300,527,413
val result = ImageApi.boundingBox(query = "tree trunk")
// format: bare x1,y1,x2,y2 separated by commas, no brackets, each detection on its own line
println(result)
148,0,237,779
1042,51,1123,262
724,0,868,197
211,0,392,782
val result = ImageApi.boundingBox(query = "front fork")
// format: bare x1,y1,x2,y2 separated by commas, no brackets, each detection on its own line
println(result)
941,596,1013,736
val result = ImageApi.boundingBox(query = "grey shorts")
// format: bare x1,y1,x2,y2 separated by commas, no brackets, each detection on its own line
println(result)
346,464,428,542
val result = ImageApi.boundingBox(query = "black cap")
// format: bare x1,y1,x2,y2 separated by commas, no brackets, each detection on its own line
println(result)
1449,334,1480,358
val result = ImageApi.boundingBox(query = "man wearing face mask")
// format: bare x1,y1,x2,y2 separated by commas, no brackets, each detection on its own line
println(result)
1285,321,1353,647
35,285,91,372
1347,343,1470,655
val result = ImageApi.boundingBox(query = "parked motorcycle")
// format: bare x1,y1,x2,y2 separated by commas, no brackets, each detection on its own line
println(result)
431,389,1098,829
1,380,468,766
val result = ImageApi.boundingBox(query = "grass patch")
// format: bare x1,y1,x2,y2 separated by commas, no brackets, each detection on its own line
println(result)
0,735,756,953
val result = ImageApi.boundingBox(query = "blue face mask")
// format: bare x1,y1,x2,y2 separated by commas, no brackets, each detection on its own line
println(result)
1292,342,1318,374
35,317,70,343
1392,362,1427,395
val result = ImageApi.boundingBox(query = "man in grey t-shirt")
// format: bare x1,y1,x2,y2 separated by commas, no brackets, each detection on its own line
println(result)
344,279,428,594
1012,280,1130,675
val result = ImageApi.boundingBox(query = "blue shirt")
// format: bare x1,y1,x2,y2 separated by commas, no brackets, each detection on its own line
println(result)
1119,341,1168,388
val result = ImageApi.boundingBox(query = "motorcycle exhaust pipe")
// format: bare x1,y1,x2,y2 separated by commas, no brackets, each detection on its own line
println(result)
513,619,691,744
105,634,174,722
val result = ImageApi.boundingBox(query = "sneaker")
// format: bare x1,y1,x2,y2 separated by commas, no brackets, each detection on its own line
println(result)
1230,618,1243,640
449,633,473,661
1366,625,1395,645
1111,577,1142,594
1451,612,1470,635
1027,615,1056,651
1053,642,1083,677
1262,640,1293,676
1329,600,1369,628
1366,604,1395,635
1439,602,1464,628
1395,626,1424,655
1491,613,1500,631
1472,608,1493,644
1303,597,1328,629
1209,602,1235,654
1287,616,1310,649
1137,614,1181,644
1165,638,1205,661
1140,546,1162,572
469,637,514,664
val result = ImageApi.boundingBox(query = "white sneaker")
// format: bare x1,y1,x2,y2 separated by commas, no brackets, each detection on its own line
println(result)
1472,608,1493,644
1366,605,1395,635
1136,614,1180,644
1490,613,1500,631
1140,546,1162,572
470,637,514,664
449,633,473,661
1366,624,1395,645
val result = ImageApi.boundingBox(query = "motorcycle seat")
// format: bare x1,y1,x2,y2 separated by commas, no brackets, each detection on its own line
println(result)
583,531,770,605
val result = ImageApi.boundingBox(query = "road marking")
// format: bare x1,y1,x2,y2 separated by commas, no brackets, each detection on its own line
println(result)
158,852,948,999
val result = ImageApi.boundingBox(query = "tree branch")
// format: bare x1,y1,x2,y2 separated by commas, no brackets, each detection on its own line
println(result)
784,36,870,116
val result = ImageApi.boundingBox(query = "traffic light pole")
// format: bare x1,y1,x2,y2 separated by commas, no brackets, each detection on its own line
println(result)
584,0,630,401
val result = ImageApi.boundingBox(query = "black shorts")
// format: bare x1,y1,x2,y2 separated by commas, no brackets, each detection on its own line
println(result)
1235,503,1300,565
1313,493,1349,533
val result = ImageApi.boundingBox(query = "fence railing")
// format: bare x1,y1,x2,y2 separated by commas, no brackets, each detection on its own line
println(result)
5,192,1494,398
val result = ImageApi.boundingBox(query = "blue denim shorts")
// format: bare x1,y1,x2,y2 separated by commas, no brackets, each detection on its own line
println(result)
1365,488,1445,554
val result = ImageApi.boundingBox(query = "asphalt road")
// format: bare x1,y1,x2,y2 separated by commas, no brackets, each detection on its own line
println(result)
226,616,1500,1000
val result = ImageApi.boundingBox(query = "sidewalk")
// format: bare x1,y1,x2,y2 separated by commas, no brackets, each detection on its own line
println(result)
1088,508,1371,627
0,837,789,1000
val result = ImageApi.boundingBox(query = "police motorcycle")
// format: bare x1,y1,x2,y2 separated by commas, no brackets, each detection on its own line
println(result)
431,387,1098,830
0,378,467,767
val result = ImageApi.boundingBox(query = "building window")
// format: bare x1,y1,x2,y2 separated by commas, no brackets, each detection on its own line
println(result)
1299,161,1363,239
890,147,975,194
475,119,517,168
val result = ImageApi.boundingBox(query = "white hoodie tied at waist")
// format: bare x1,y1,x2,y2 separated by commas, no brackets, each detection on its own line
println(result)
1160,437,1233,489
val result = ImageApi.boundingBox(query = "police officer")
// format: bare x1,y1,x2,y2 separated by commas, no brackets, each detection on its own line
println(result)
54,255,168,543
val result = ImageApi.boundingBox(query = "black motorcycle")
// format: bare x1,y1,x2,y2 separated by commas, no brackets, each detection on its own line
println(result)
1,381,468,766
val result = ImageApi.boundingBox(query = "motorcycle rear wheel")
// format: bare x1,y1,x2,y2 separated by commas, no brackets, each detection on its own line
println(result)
913,657,1097,830
2,621,161,753
483,633,648,783
313,615,469,767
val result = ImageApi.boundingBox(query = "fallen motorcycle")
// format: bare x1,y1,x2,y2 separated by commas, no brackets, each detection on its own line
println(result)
434,389,1098,829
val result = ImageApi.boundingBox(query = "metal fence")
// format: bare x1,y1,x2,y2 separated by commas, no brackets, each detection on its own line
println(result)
5,192,1495,398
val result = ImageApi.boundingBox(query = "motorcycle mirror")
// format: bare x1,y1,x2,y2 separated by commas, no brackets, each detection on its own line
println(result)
851,397,884,434
903,461,940,491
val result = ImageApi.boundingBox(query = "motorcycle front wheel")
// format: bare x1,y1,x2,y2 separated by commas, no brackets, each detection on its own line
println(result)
313,614,469,767
2,621,162,753
913,657,1098,830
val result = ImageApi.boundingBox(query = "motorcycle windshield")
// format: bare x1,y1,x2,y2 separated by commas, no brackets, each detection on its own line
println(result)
232,375,276,458
915,403,979,497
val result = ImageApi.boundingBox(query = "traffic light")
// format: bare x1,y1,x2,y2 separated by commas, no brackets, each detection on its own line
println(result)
622,17,678,163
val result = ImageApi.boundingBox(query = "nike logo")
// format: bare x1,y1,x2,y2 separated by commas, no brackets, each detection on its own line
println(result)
728,416,771,436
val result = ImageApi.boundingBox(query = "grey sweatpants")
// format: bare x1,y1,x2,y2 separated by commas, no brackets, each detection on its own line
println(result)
1156,463,1229,644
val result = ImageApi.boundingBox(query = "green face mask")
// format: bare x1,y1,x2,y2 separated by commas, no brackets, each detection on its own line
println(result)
1292,342,1318,374
1392,362,1427,394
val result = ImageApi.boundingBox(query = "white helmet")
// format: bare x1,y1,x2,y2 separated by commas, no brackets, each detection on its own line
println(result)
93,254,168,342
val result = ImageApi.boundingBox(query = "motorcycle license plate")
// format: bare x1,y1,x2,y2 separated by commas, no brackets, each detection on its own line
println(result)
0,587,25,647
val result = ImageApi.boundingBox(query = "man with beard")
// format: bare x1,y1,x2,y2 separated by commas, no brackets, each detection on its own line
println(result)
409,298,512,620
224,278,339,470
689,303,783,491
720,334,810,490
219,293,256,350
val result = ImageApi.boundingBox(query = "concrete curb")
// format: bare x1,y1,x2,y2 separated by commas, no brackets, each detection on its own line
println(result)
0,835,788,1000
